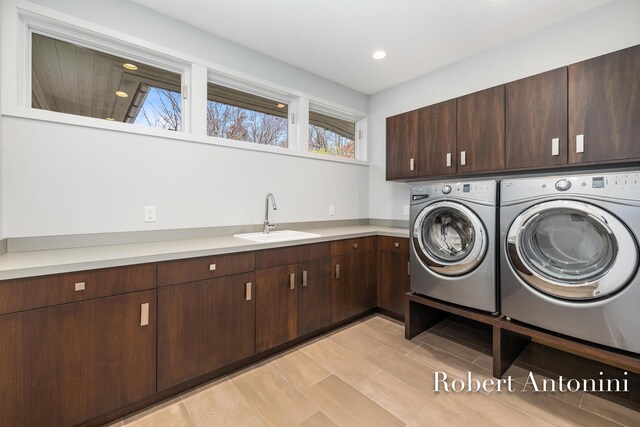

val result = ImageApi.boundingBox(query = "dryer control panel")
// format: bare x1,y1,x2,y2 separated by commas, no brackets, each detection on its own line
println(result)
501,171,640,204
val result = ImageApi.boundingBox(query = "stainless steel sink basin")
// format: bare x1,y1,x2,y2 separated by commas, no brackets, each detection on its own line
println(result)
233,230,321,243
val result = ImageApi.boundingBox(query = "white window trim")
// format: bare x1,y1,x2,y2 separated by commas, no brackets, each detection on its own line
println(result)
3,0,369,165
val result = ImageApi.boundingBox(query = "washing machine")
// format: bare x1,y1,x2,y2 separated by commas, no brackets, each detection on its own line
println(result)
410,180,498,313
500,171,640,354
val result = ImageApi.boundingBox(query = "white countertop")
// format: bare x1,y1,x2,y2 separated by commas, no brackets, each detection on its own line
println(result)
0,225,409,280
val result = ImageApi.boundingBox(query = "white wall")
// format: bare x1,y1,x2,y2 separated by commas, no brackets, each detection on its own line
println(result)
368,0,640,221
1,0,369,237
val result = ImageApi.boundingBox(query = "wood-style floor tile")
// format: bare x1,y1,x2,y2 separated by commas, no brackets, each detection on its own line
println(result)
240,415,269,426
302,339,380,386
437,321,494,353
354,321,418,354
303,375,404,427
580,393,640,426
269,350,331,391
363,344,441,397
296,411,338,427
414,330,483,362
357,370,474,426
489,387,622,426
328,326,384,358
124,402,194,427
502,362,584,407
232,364,318,426
181,379,257,426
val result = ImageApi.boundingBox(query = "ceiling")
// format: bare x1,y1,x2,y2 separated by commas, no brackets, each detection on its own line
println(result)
130,0,613,95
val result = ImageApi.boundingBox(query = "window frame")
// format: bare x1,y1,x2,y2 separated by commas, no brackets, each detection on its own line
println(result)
4,4,369,165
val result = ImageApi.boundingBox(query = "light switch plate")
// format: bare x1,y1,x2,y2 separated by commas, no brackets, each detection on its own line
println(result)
329,204,335,216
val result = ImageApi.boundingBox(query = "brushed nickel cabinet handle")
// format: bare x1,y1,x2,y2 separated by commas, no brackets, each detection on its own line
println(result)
576,134,584,153
209,263,216,271
302,270,308,287
407,261,411,276
140,303,149,326
460,151,467,166
335,264,340,279
409,158,415,171
551,138,559,156
446,152,452,167
394,242,400,248
245,282,252,301
290,273,295,290
353,243,358,249
74,282,85,292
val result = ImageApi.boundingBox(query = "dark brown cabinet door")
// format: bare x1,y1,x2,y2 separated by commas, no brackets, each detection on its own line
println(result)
355,251,377,314
506,68,568,169
297,259,331,336
158,273,255,390
457,85,505,173
386,110,419,180
377,238,410,317
0,291,156,427
256,265,297,353
418,100,457,176
330,250,376,324
569,45,640,164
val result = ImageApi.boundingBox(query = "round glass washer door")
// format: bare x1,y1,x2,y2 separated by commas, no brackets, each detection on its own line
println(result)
507,200,638,300
413,201,487,276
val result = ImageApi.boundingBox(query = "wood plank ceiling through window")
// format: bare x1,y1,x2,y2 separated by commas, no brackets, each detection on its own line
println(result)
31,33,181,123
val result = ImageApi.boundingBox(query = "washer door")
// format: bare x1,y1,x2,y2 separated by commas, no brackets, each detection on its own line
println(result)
507,200,638,300
413,201,487,276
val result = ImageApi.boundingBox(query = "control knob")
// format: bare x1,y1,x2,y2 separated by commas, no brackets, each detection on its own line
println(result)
442,185,452,194
555,179,572,191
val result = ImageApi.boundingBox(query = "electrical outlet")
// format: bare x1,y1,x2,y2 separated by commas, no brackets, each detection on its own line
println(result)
329,204,335,216
403,205,410,216
144,206,156,222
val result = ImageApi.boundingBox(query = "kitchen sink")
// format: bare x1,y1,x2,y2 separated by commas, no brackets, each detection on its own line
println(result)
233,230,321,243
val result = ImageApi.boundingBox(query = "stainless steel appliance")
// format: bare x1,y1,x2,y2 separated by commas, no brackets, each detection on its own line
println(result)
500,171,640,353
410,180,498,312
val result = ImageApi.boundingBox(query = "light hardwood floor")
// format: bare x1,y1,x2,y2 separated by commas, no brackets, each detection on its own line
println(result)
107,315,640,427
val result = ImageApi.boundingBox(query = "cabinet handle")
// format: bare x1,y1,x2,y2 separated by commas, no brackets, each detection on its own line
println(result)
74,282,85,292
409,158,415,171
551,138,559,156
576,134,584,153
407,261,411,276
394,242,400,248
446,152,452,167
460,151,466,166
209,263,216,271
140,303,149,326
335,264,340,279
302,270,308,287
245,282,252,301
290,273,296,290
353,243,358,249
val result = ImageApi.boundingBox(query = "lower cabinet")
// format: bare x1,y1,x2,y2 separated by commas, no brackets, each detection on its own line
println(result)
377,237,410,317
255,259,331,353
331,237,377,323
0,290,156,427
157,272,256,390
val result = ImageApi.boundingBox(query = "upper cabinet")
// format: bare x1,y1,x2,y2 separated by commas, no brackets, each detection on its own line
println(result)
456,86,505,174
417,100,457,176
506,68,568,169
385,44,640,180
386,110,419,180
568,45,640,164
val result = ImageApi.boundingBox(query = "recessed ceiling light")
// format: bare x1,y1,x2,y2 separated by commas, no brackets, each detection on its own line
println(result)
372,50,387,60
276,103,285,108
123,63,138,71
115,91,129,98
105,117,115,121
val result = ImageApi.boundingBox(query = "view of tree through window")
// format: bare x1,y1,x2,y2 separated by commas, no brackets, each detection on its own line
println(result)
309,111,356,158
207,83,288,147
32,33,182,130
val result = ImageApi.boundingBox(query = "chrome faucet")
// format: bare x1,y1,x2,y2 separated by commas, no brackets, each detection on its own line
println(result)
264,193,278,234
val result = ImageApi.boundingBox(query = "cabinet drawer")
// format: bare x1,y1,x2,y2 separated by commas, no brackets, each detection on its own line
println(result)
256,242,330,269
158,252,255,287
330,237,376,257
0,263,156,315
377,236,409,253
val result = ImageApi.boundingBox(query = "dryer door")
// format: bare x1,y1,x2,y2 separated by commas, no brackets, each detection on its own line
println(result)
413,201,487,276
507,200,638,300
